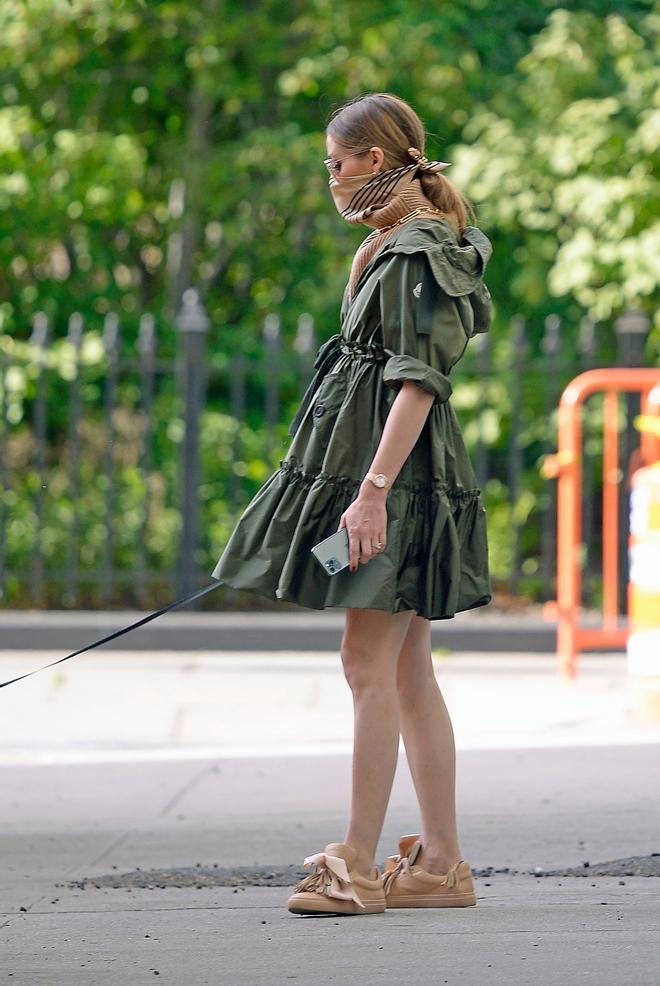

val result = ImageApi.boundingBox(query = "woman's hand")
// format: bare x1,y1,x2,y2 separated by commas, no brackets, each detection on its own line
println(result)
337,380,434,573
338,483,388,572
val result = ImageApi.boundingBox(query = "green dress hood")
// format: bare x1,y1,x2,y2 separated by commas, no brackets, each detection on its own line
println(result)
362,219,493,338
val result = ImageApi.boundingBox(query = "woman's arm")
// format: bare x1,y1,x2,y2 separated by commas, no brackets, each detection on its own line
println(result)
339,380,435,572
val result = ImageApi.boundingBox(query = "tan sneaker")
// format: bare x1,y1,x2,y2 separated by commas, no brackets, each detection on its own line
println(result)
287,842,386,916
383,834,477,908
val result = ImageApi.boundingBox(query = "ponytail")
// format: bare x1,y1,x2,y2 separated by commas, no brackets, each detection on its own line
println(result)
419,173,474,236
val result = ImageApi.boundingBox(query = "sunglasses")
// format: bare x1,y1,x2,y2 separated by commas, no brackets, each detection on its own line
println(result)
323,148,372,176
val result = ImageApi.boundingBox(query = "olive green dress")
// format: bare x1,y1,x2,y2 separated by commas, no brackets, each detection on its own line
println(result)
211,218,492,620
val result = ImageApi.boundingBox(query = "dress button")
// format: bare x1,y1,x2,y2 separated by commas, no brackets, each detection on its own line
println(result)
313,403,325,417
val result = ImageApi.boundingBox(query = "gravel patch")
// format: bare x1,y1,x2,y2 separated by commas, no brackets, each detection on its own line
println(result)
68,864,308,890
69,853,660,890
536,853,660,878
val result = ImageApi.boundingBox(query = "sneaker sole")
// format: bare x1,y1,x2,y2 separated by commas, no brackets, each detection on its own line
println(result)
386,892,477,908
288,898,386,916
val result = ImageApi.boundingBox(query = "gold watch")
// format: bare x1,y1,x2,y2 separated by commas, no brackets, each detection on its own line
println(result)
364,472,391,490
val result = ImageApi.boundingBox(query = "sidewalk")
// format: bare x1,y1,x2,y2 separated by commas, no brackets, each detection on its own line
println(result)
1,650,659,985
0,606,561,651
0,650,656,762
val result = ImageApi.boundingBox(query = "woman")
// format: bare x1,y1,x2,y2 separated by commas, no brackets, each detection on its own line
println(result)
212,93,492,916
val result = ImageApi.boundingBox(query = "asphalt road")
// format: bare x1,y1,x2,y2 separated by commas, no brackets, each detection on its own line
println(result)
1,649,659,985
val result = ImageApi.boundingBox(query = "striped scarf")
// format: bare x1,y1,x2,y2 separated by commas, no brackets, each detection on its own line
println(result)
346,179,450,300
328,152,451,300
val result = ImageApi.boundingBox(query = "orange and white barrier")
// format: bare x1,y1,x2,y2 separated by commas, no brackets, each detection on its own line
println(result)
542,369,660,676
627,459,660,721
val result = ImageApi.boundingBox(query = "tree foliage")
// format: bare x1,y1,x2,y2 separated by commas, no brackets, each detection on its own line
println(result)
0,1,658,607
453,8,660,322
1,0,656,352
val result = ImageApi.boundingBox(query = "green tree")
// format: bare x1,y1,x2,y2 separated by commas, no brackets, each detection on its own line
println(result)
1,0,657,606
452,8,660,335
3,0,653,353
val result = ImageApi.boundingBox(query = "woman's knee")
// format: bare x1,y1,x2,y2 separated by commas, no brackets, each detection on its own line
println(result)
397,650,437,702
340,609,410,696
341,609,412,695
396,617,436,699
340,639,395,696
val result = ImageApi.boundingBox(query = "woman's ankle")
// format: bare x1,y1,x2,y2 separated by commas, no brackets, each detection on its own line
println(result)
354,857,377,878
343,839,377,877
415,842,463,875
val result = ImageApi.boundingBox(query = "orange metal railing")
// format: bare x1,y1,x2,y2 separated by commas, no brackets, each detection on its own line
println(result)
542,369,660,677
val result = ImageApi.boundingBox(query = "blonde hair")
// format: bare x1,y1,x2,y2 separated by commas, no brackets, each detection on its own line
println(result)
327,93,473,234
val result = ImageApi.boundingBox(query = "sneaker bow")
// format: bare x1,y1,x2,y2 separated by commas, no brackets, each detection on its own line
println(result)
293,851,366,908
383,841,464,895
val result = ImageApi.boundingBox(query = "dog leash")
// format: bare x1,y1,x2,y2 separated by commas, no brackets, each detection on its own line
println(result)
0,579,222,690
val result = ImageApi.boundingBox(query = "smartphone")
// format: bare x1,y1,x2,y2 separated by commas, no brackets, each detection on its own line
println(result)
311,527,350,576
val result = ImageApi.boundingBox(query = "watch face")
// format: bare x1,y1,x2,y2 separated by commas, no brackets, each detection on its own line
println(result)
375,475,386,487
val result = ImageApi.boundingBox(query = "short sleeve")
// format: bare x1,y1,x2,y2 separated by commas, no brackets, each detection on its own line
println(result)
379,252,467,405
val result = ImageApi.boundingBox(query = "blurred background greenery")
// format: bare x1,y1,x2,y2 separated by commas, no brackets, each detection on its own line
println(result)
0,0,658,608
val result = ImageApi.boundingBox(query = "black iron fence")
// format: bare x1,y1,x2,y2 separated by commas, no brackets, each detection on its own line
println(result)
0,292,652,610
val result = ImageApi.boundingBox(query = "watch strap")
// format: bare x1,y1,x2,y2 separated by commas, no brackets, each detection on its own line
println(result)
364,472,391,490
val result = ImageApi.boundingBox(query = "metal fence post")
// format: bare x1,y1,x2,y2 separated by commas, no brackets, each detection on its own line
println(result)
30,313,50,606
614,309,650,614
137,313,156,601
0,338,8,602
578,316,597,599
101,312,119,604
263,314,281,462
540,314,561,598
507,315,526,595
229,353,246,509
65,313,84,607
176,288,209,598
294,313,317,394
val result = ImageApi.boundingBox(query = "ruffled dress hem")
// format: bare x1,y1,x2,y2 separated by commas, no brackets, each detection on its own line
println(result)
211,458,492,622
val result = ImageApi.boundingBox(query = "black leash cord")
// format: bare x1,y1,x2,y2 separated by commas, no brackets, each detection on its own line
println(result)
0,579,223,690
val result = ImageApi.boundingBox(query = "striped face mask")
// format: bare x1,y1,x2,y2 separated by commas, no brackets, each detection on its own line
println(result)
329,148,450,226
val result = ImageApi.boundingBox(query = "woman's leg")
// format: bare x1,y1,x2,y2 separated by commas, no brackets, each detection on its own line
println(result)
396,614,464,874
341,607,415,875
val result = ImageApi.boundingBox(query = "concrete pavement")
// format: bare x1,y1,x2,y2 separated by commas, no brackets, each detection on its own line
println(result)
1,649,659,985
1,650,658,762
